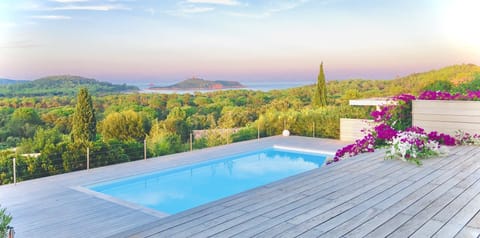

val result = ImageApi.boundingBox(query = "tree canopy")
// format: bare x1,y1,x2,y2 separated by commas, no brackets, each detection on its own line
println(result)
313,62,327,107
71,88,96,146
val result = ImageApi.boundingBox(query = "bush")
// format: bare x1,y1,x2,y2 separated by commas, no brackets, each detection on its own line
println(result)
423,80,453,92
453,75,480,94
232,127,257,142
0,205,12,238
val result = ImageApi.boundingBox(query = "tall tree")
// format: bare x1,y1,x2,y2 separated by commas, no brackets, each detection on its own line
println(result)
71,88,96,146
313,62,328,107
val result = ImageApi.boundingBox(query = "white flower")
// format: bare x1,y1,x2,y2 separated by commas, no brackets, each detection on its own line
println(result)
386,131,439,164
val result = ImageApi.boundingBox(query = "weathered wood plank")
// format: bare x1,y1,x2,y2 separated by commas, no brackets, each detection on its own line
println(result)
455,226,480,238
433,192,480,237
387,170,480,237
343,153,478,237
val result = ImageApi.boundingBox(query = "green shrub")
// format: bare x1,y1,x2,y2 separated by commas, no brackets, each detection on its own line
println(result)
0,205,12,238
232,127,257,142
423,80,453,92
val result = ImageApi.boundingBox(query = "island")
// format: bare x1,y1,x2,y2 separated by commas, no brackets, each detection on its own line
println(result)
0,75,139,97
149,77,245,91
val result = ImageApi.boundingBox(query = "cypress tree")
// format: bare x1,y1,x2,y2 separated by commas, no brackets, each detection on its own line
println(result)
313,62,327,107
71,88,96,146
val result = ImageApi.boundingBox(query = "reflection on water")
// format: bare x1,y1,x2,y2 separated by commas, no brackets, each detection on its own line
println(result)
90,148,326,214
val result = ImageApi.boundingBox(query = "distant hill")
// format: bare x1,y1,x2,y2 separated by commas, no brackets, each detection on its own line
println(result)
389,64,480,94
0,78,26,85
150,77,245,90
326,64,480,98
0,75,139,97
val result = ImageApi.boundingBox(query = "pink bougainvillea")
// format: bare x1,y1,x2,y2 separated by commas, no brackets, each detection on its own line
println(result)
328,91,477,165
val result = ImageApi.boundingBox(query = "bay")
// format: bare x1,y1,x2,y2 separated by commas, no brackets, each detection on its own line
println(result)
128,81,314,94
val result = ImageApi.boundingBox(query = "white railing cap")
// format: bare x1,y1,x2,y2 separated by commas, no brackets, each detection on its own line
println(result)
349,98,397,106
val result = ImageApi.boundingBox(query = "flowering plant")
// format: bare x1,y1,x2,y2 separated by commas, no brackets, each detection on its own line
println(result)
427,131,456,146
418,90,480,101
329,90,480,165
329,91,463,165
328,133,375,164
418,91,461,100
455,130,480,145
386,130,445,165
373,123,397,145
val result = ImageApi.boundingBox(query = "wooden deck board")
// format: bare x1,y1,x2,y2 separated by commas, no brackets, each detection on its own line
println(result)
342,150,478,237
1,137,480,238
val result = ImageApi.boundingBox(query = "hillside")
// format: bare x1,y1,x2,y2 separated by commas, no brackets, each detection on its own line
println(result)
390,64,480,94
0,78,25,85
326,64,480,99
0,75,139,97
150,77,245,90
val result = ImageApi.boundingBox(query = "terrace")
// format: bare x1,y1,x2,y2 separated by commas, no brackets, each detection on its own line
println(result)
1,136,479,237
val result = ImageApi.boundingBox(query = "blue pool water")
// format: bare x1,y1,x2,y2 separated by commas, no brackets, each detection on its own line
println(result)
89,148,327,214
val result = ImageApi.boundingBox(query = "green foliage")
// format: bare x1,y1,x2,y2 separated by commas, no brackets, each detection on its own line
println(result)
147,121,183,156
231,127,258,142
62,142,85,172
18,127,63,153
90,139,141,168
99,110,146,141
313,62,328,107
452,74,480,94
203,130,230,147
164,107,190,141
192,137,208,150
390,64,480,94
71,88,96,146
0,64,478,184
0,78,21,85
390,100,413,131
0,151,15,184
0,75,138,97
423,80,454,92
152,77,244,90
0,205,12,238
7,108,42,139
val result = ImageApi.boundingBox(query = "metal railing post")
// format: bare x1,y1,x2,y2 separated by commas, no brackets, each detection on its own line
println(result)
257,123,260,141
313,121,316,138
86,147,90,170
13,157,16,185
144,139,147,160
190,133,193,151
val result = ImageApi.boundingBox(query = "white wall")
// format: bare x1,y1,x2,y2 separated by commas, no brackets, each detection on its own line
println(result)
340,118,375,142
412,100,480,136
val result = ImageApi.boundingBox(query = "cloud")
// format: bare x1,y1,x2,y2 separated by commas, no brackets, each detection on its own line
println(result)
228,0,309,18
49,0,89,2
185,0,241,6
182,7,214,13
31,15,72,20
49,4,130,11
166,3,215,16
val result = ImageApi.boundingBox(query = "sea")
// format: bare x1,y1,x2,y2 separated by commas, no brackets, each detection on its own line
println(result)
128,81,314,94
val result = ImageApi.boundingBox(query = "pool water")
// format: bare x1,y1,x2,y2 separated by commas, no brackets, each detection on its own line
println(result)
88,148,327,214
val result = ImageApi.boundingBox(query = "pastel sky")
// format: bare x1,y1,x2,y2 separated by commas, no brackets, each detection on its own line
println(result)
1,0,479,83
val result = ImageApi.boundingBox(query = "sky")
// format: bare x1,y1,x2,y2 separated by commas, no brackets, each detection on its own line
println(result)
0,0,479,83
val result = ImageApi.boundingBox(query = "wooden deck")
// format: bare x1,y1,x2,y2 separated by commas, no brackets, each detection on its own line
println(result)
1,137,480,237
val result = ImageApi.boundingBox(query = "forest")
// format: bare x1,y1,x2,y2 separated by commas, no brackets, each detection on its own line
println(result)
0,64,479,184
0,75,138,97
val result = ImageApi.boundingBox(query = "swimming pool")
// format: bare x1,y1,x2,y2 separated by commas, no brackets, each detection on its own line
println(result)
88,147,328,214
